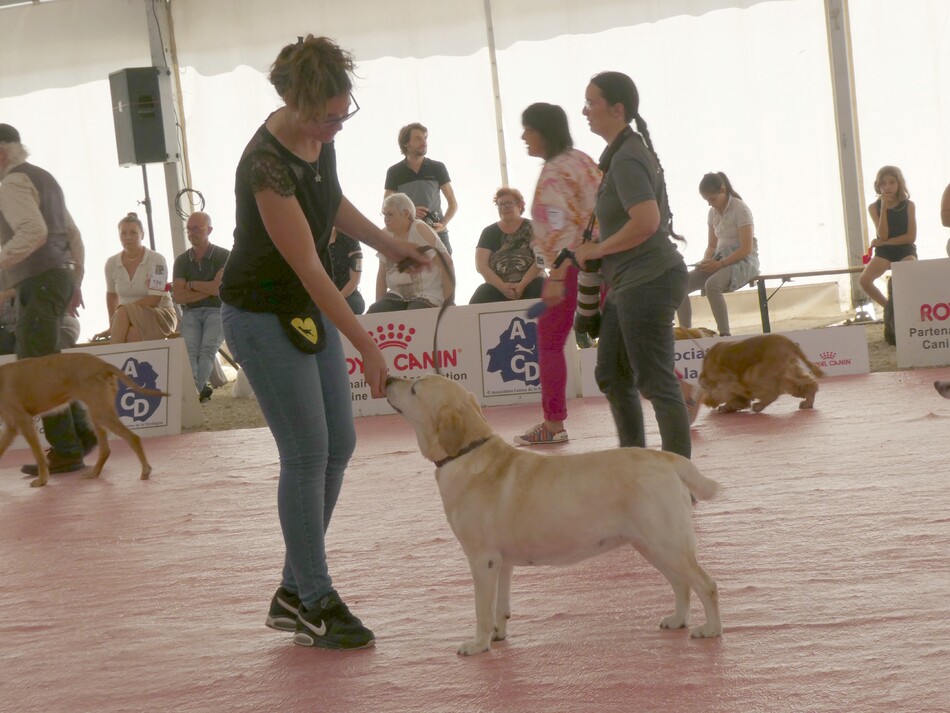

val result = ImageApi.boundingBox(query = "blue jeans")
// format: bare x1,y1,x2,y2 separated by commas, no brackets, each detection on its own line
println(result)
221,304,356,608
180,306,224,391
595,266,691,458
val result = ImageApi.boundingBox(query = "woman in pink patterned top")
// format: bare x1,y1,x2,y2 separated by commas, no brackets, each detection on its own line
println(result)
514,103,601,446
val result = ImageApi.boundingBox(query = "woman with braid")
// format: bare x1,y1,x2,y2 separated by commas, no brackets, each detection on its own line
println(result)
574,71,691,458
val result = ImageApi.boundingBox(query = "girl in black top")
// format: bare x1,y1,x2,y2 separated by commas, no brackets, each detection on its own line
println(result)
860,165,916,307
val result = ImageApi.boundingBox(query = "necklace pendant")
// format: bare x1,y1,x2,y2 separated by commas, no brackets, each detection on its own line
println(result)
314,173,321,183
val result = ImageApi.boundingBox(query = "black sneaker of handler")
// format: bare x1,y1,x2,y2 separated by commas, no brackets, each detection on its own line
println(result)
265,586,301,632
20,448,86,476
293,590,375,650
199,384,213,402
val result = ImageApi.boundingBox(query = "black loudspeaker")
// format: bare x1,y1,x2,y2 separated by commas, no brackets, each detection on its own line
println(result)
108,67,179,166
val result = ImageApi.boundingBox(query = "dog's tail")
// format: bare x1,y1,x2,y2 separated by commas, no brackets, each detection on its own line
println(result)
791,341,825,378
675,458,719,501
111,365,170,398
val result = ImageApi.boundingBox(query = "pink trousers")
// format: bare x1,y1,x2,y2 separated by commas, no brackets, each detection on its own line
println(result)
537,266,579,422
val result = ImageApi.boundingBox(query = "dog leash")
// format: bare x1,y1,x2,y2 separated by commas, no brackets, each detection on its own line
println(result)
397,244,454,376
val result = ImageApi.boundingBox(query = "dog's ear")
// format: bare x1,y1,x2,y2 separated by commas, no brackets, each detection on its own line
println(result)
436,405,467,458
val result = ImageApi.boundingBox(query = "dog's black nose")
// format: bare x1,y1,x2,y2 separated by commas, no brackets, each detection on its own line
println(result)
385,376,399,387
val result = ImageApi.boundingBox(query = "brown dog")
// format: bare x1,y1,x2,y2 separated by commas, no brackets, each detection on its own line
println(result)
0,352,168,487
674,326,717,340
699,334,824,413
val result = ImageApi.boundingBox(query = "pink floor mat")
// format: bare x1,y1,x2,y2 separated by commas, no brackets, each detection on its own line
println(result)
1,369,948,712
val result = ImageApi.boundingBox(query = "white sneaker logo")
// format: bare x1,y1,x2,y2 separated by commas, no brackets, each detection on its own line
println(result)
301,617,327,636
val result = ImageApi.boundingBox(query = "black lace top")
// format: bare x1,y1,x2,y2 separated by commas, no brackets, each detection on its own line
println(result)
220,120,342,313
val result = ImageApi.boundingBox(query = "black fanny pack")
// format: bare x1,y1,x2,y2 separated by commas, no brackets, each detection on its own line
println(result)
278,306,326,354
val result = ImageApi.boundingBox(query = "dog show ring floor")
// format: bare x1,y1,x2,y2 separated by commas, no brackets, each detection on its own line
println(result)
1,368,948,713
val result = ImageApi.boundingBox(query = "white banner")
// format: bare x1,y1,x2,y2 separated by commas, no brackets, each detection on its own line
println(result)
892,258,950,369
342,300,577,416
578,326,870,397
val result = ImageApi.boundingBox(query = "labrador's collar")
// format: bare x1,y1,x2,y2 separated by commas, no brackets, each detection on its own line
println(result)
433,436,492,468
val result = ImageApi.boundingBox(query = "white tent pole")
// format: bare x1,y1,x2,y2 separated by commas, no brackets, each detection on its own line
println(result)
145,0,188,259
483,0,509,187
824,0,868,309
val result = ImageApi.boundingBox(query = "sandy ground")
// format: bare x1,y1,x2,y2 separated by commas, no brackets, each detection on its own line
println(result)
188,322,899,434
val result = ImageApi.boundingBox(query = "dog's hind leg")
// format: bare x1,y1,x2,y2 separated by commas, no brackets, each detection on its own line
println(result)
85,395,151,480
84,423,110,480
792,379,818,409
493,563,513,642
459,554,501,656
683,559,721,638
640,546,722,638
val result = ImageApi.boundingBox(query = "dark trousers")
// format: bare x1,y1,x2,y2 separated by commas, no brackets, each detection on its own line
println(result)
468,277,544,304
15,268,95,458
594,265,691,459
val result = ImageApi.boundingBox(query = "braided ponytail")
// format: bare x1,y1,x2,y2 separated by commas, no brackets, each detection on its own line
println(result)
591,72,683,243
632,113,684,243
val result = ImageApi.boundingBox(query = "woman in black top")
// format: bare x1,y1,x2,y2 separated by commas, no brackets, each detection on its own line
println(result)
219,35,428,651
469,187,544,303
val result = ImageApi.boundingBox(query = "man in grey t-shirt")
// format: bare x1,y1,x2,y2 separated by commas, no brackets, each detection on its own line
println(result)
384,123,458,254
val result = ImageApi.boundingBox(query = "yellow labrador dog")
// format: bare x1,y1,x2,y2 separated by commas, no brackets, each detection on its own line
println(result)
385,375,722,655
0,352,166,487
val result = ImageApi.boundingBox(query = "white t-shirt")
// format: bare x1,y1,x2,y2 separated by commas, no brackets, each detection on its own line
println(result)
708,196,754,254
104,248,175,310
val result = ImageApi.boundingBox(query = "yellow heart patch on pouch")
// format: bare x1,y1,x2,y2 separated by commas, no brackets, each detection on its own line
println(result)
290,317,319,344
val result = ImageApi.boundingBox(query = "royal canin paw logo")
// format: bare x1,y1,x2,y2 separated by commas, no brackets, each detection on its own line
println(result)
369,323,416,349
820,351,836,360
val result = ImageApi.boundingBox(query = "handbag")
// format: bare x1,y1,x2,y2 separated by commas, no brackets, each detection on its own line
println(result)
278,305,327,354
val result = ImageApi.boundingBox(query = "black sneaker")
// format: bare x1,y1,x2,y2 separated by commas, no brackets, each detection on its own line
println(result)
20,448,86,476
293,590,375,650
199,385,213,402
265,586,300,632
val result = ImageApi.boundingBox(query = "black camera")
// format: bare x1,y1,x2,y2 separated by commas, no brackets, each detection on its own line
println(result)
421,208,443,229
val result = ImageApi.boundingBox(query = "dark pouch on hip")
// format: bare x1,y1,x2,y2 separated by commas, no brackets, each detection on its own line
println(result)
278,306,326,354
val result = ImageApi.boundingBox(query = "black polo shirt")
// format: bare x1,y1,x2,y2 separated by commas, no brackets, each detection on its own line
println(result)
173,243,230,310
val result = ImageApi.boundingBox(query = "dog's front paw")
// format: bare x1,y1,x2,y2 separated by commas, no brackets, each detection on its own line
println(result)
457,638,491,656
492,623,507,642
29,478,46,488
659,614,688,630
689,622,722,638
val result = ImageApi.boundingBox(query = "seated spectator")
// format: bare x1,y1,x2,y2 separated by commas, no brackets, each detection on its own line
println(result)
95,212,177,343
469,187,544,304
328,228,365,314
367,193,453,313
860,165,916,307
172,211,230,402
676,172,759,336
